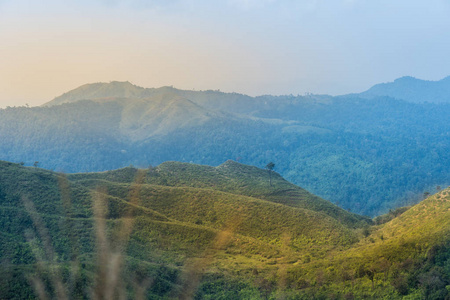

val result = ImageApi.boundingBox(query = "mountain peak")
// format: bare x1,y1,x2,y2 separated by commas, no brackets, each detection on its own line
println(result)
358,75,450,103
43,81,148,106
393,76,418,83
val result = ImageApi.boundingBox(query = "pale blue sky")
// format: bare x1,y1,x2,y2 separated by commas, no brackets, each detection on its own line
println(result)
1,0,450,106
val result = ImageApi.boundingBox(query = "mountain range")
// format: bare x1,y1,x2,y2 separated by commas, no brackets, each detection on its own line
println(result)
1,75,449,297
0,77,449,216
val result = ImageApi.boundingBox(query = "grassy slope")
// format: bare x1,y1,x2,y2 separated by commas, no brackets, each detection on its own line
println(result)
0,160,365,299
2,160,449,299
328,186,450,268
283,187,450,298
69,160,369,228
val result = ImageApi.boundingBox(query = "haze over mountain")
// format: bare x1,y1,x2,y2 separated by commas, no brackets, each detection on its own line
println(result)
3,0,450,109
0,78,449,216
357,76,450,103
43,81,263,117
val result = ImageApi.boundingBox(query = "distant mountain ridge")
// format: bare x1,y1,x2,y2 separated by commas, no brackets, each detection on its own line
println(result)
43,81,257,114
44,81,333,116
42,81,148,106
357,76,450,103
46,76,450,108
44,82,244,140
1,78,450,216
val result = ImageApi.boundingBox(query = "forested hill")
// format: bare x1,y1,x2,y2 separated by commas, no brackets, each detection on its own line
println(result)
1,80,449,216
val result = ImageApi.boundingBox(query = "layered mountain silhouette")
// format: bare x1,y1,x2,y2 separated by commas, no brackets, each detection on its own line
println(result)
0,79,449,216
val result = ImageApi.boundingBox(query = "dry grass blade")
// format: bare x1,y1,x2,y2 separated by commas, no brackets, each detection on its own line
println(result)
30,276,50,300
178,214,242,300
57,174,82,293
91,169,148,299
92,187,112,300
115,169,146,251
21,196,69,300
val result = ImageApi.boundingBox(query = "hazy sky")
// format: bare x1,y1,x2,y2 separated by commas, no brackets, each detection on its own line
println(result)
1,0,450,107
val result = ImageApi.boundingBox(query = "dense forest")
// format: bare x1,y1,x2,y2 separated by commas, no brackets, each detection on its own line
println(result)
0,80,449,216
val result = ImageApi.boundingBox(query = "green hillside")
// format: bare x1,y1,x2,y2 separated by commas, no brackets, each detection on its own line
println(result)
69,160,368,227
1,160,449,299
285,186,450,299
0,160,362,299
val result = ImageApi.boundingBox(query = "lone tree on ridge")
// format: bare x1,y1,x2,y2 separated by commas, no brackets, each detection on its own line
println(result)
266,162,275,186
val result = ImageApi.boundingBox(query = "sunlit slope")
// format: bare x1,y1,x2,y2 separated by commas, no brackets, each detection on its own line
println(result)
302,187,450,273
0,161,270,298
278,187,450,299
0,159,364,266
2,160,450,299
69,160,370,227
349,186,450,262
0,159,365,298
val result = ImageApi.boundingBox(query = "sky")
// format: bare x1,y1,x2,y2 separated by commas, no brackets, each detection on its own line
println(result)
1,0,450,107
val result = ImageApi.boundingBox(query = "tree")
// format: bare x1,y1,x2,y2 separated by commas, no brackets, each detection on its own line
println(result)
265,162,275,186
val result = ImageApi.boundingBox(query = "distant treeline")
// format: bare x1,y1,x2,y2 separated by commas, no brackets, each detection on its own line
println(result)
0,92,449,216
